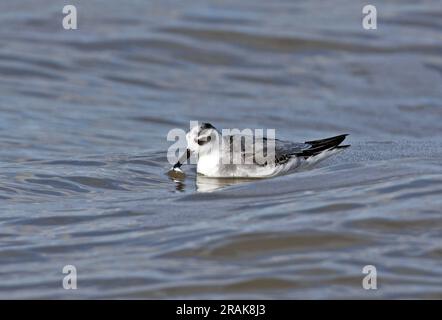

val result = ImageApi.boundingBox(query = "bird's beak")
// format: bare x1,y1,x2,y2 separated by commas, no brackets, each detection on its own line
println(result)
172,148,191,170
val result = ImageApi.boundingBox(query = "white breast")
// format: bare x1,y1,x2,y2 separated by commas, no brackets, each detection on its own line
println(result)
197,153,302,178
197,152,222,177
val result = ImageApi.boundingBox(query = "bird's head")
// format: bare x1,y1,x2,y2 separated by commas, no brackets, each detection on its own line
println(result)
186,122,219,156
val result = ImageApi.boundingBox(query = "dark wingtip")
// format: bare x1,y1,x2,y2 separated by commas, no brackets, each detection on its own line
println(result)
299,134,350,157
305,134,349,146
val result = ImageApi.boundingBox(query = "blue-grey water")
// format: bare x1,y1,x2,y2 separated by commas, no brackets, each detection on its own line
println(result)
1,0,442,299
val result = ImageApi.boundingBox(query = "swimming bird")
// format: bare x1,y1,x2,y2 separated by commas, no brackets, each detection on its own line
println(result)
171,123,350,178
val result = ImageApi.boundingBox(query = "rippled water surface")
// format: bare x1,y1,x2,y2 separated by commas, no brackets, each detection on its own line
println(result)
1,1,442,299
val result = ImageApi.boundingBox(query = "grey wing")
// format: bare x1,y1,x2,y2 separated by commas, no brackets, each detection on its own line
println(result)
223,135,307,165
273,139,308,165
251,138,308,165
223,134,349,165
273,134,350,163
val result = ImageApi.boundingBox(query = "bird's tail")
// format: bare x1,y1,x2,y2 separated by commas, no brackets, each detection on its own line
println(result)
296,134,350,158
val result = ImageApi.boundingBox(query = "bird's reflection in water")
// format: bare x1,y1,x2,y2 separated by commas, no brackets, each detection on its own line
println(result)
167,169,186,192
167,169,257,192
195,175,257,192
173,179,185,192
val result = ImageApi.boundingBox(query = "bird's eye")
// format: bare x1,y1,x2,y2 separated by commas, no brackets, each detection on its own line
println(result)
206,136,211,142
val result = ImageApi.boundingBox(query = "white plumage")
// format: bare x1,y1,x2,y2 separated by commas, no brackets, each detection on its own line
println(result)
171,122,350,178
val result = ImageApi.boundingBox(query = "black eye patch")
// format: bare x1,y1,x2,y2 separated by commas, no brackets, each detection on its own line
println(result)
197,135,211,145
